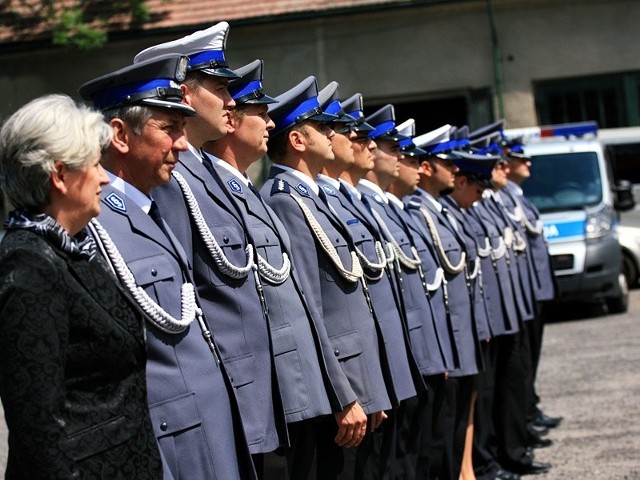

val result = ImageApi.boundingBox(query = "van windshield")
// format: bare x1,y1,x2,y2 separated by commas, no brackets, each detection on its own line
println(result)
521,151,602,213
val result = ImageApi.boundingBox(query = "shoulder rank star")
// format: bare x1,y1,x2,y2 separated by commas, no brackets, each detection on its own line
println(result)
105,192,126,212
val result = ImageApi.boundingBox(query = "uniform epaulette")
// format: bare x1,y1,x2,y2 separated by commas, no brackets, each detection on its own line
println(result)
406,199,422,210
271,178,291,195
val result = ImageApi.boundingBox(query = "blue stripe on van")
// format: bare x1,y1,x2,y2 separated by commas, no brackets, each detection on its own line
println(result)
543,219,585,242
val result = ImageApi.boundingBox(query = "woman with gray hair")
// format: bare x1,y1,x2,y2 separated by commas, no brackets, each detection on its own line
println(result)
0,94,162,479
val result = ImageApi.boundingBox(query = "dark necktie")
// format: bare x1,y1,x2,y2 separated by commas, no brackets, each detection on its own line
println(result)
148,201,170,239
200,152,216,178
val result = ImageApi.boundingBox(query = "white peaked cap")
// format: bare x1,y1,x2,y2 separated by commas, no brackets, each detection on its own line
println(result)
134,21,231,64
396,118,416,138
414,124,452,148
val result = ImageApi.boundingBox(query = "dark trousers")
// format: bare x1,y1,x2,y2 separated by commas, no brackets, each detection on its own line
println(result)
472,341,501,477
493,329,534,469
418,374,474,480
526,303,546,419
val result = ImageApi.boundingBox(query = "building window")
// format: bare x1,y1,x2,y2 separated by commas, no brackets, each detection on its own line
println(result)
535,72,640,128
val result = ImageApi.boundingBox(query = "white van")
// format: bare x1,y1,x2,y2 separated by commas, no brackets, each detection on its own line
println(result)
503,122,635,313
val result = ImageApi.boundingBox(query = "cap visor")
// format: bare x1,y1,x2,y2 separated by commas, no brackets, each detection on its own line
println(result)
241,94,278,105
308,112,339,123
141,98,197,117
402,146,427,157
199,67,241,79
352,121,375,133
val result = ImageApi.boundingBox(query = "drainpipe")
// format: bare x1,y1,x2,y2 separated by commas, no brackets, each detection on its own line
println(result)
487,0,505,118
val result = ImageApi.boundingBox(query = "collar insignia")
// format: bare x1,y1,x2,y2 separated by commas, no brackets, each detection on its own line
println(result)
105,192,126,212
321,184,337,196
227,178,243,194
372,192,384,204
296,182,310,196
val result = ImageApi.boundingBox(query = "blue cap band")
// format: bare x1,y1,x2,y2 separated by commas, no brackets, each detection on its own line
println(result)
230,79,262,100
346,108,364,120
188,49,226,69
369,120,396,139
93,78,174,110
281,96,322,128
324,99,344,116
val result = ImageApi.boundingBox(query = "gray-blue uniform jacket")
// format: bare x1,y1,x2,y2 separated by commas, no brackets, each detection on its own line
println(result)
96,182,256,480
407,188,482,377
208,160,337,422
503,181,556,302
317,176,420,404
262,166,392,415
152,147,287,455
358,181,457,376
467,200,521,337
440,195,491,342
487,191,535,322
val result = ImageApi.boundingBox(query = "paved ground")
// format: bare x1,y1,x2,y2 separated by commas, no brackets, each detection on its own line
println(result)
1,292,639,477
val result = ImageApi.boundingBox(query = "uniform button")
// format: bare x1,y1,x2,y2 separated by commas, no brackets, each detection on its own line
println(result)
223,236,230,244
151,268,158,277
160,421,168,431
334,348,340,357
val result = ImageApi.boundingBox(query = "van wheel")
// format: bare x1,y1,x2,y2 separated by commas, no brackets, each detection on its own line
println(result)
606,273,629,314
622,250,637,288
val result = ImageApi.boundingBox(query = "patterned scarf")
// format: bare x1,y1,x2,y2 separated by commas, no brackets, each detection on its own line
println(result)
5,210,97,260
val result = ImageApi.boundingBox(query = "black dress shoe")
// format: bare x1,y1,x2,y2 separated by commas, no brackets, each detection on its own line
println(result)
495,468,521,480
528,422,549,436
534,412,563,428
509,461,552,475
528,436,553,448
477,467,522,480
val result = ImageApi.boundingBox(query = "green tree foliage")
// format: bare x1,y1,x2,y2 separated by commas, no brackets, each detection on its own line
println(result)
6,0,157,50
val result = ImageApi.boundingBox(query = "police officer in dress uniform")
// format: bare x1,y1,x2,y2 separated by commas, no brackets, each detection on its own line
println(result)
407,126,484,480
203,60,345,480
261,76,392,480
79,54,257,480
439,149,503,480
132,24,288,477
471,141,552,476
357,109,458,480
315,87,422,479
500,137,561,432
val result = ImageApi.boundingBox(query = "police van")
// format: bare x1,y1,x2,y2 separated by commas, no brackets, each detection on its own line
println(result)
503,122,635,313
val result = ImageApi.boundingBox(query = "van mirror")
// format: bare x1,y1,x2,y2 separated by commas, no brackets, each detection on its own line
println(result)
614,180,635,211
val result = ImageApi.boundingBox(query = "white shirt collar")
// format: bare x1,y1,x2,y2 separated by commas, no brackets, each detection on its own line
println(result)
358,179,388,204
318,174,340,190
273,163,319,195
421,189,442,212
106,170,153,213
339,179,361,200
186,143,203,162
385,192,404,209
214,157,249,186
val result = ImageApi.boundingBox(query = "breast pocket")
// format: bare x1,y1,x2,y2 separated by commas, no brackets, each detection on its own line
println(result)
203,224,250,286
322,225,355,283
252,224,286,268
127,253,180,311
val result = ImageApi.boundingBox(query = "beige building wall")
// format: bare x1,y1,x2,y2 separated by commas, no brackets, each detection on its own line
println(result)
0,0,638,129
